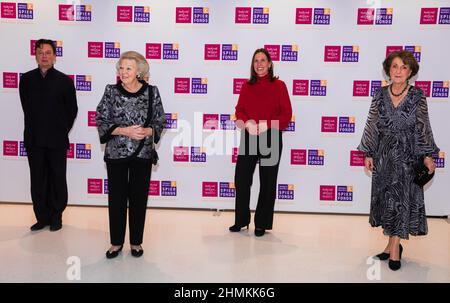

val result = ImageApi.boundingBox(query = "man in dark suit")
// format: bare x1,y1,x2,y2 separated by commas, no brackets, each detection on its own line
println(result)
19,39,78,231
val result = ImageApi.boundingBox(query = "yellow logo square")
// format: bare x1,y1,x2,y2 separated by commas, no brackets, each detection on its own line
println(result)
144,6,150,13
415,46,421,52
56,41,63,47
172,113,178,119
85,5,92,12
291,116,295,122
292,45,298,52
85,144,91,150
201,78,208,84
232,44,238,51
347,186,353,192
387,8,393,15
318,149,324,156
439,152,445,158
320,80,327,86
200,147,207,153
27,3,33,9
263,8,270,14
353,45,359,52
203,7,209,14
171,181,177,187
173,43,179,50
443,81,449,88
230,182,235,189
324,8,331,15
288,184,294,190
231,114,237,121
349,117,355,123
115,42,120,49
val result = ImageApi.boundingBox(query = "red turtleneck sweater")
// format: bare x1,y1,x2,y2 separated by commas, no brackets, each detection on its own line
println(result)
235,75,292,130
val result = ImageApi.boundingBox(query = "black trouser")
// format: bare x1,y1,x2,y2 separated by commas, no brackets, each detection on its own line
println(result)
106,160,152,246
234,129,283,230
26,147,68,225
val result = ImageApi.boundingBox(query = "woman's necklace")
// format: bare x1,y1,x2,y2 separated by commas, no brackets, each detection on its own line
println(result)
389,82,409,97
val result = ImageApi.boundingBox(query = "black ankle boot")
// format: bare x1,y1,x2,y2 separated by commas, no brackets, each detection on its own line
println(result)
254,228,265,237
229,224,249,232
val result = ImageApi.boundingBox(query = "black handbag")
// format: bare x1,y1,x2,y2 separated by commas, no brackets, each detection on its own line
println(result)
413,158,434,187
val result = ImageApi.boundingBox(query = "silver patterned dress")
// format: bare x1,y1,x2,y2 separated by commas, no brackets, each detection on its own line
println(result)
357,86,439,239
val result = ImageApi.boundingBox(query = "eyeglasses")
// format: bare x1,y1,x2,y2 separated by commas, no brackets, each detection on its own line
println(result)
36,51,54,56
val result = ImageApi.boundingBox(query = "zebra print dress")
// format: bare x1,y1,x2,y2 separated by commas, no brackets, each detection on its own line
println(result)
357,86,439,239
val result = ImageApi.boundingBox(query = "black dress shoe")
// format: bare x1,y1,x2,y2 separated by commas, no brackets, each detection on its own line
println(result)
388,259,401,271
50,222,62,232
388,244,403,271
375,244,403,261
30,222,48,231
106,245,123,259
131,246,144,258
229,224,249,232
254,228,265,237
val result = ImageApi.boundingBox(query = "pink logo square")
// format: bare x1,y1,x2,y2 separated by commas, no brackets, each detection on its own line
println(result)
386,46,403,58
59,4,74,21
149,180,160,196
235,7,251,23
293,80,309,96
176,7,192,23
321,116,338,132
291,149,307,165
87,178,103,194
324,46,341,62
353,80,370,97
233,78,247,94
232,147,238,163
420,8,438,24
2,72,18,88
320,185,336,201
203,114,219,130
1,2,16,18
87,111,97,127
204,44,221,60
415,81,431,97
146,43,162,59
173,146,189,162
67,143,74,158
350,150,365,166
30,40,37,55
117,6,132,22
67,74,75,81
174,77,190,93
3,140,18,156
295,8,312,24
88,42,103,58
202,182,218,197
264,45,280,61
357,8,374,25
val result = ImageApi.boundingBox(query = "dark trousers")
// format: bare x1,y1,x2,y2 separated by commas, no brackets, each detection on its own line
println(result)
26,147,68,225
234,129,283,229
106,160,152,246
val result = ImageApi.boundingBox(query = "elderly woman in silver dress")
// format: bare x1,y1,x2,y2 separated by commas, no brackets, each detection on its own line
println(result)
358,50,439,271
96,51,165,259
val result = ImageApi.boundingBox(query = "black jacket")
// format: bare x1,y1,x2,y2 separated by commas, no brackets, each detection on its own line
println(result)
19,67,78,149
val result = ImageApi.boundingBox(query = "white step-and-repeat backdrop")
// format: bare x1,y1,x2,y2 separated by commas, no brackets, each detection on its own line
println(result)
1,0,449,215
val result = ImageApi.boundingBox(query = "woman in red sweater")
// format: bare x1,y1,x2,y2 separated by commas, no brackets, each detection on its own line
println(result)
229,48,292,237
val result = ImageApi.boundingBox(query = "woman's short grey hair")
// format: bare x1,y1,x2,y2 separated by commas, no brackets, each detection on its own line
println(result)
116,51,149,80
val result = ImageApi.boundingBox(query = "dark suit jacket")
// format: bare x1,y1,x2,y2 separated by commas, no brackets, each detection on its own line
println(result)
19,67,78,149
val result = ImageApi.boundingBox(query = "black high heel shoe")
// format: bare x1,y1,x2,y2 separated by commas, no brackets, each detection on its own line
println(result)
106,245,123,259
254,228,265,237
229,224,249,232
375,244,403,261
388,244,403,271
131,245,144,258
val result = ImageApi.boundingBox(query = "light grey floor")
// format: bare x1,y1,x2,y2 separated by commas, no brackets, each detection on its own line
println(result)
0,203,449,283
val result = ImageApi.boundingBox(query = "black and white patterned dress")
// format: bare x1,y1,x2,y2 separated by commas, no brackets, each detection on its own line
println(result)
357,86,439,239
